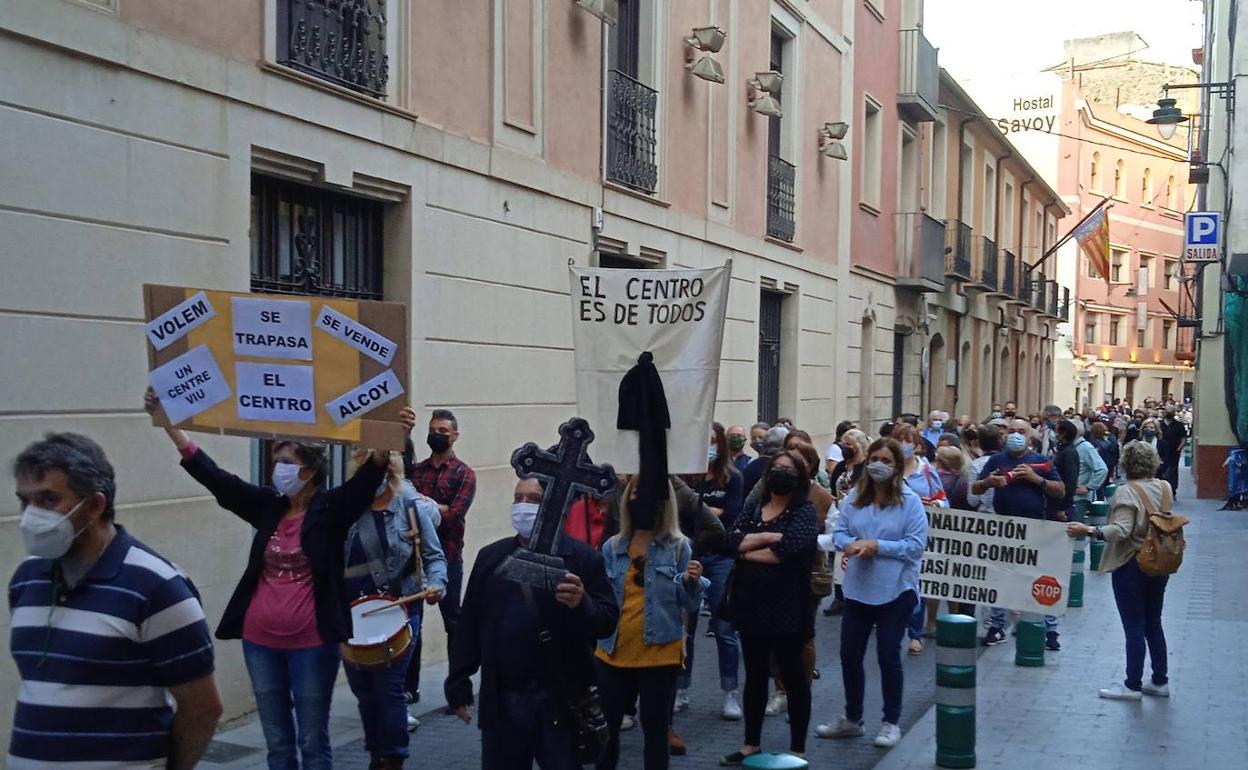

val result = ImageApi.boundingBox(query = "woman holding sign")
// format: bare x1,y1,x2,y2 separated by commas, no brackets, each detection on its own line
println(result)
817,438,926,750
144,388,416,770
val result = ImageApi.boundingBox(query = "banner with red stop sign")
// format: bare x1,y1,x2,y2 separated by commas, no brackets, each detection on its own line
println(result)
919,507,1073,614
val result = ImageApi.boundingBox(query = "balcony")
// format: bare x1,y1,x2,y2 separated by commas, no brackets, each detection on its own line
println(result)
1018,268,1035,310
1001,250,1017,298
606,70,659,193
969,236,998,294
945,220,973,281
277,0,389,97
896,212,947,292
1030,272,1047,314
898,29,939,122
766,155,797,242
1047,281,1061,318
1058,285,1071,321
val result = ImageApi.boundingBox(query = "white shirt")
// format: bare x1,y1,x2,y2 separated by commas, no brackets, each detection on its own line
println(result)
826,443,844,463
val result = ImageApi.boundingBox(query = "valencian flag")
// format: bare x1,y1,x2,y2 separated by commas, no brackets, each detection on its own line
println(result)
1072,204,1111,283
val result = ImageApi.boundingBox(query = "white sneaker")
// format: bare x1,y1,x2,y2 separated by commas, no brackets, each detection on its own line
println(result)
406,713,420,731
1098,684,1143,701
815,716,865,739
1142,682,1170,698
764,692,788,716
619,714,636,731
673,689,690,713
722,690,743,721
873,722,902,748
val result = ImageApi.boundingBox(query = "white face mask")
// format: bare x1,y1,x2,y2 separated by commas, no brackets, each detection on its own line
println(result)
20,498,87,559
511,502,540,539
271,462,307,497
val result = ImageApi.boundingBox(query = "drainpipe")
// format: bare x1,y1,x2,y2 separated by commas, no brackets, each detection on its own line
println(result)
1017,176,1037,402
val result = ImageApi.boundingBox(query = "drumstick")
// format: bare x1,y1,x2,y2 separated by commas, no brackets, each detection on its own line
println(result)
361,590,431,617
407,499,424,593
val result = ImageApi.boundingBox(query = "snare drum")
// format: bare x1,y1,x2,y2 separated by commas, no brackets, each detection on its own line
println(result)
341,594,412,669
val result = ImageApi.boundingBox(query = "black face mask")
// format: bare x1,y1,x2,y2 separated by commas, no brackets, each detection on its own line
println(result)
841,444,856,461
750,441,765,454
427,432,451,454
766,469,800,496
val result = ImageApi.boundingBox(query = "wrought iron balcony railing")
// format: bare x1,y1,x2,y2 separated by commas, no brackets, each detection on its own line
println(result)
767,155,797,242
1002,249,1017,298
1048,280,1061,317
976,236,998,290
945,220,973,280
606,70,659,193
898,29,939,122
896,212,947,291
277,0,389,98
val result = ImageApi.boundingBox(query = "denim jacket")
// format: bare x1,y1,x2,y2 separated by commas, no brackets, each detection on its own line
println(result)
344,480,448,598
596,533,709,655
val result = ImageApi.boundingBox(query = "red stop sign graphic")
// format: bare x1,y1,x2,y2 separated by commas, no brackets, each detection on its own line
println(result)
1031,575,1063,606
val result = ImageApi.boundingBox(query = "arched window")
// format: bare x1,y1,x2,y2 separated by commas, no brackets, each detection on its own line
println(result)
1090,152,1100,190
1166,176,1176,210
1141,168,1153,205
1114,159,1125,199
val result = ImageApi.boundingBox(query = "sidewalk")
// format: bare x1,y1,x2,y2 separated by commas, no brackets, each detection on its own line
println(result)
875,467,1248,770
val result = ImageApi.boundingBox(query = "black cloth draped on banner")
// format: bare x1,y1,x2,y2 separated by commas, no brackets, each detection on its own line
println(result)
617,351,670,529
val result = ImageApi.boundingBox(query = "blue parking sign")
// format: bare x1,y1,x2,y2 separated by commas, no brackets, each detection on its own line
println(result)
1184,212,1221,263
1185,212,1220,245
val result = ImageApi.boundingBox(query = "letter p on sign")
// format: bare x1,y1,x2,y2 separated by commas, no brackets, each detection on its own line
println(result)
1186,212,1220,245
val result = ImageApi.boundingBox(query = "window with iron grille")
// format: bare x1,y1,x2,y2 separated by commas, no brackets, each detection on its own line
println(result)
765,31,796,242
605,0,658,193
249,175,386,485
276,0,389,98
757,291,784,424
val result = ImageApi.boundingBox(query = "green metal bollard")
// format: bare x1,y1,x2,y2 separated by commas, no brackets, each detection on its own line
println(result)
743,752,809,769
1104,484,1117,501
1069,546,1085,608
1015,617,1045,667
1184,436,1193,467
935,614,977,769
1089,538,1106,571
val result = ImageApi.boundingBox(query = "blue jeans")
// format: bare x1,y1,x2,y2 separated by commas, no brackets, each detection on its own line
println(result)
987,608,1059,634
677,553,739,692
343,617,421,759
840,591,916,725
1111,556,1169,690
241,640,340,770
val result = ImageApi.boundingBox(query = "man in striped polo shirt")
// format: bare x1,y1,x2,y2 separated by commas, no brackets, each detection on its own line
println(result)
9,432,223,769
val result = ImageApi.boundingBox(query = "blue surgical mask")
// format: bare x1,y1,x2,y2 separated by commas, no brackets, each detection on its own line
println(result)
708,445,719,463
1144,430,1156,439
272,462,307,497
900,442,916,459
1005,433,1028,453
931,420,943,431
991,411,1003,419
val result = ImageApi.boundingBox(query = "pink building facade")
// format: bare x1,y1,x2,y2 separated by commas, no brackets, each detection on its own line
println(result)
1059,82,1195,408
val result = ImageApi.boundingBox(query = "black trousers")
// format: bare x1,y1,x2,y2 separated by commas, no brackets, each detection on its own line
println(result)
481,687,579,770
740,634,810,754
406,556,463,695
595,661,680,770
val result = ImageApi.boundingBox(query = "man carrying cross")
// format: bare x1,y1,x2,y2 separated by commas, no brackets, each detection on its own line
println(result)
445,424,619,770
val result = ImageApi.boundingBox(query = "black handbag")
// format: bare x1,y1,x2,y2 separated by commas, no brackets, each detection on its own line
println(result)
521,585,609,764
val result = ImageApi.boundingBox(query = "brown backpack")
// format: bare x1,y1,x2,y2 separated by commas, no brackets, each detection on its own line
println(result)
1128,481,1189,576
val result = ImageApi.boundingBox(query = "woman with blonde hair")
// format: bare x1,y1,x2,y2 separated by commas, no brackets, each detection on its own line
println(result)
341,449,447,767
817,438,926,749
596,476,708,770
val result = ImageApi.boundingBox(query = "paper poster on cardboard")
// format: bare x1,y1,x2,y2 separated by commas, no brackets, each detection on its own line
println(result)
315,305,397,366
919,506,1073,614
146,291,215,351
325,369,404,426
148,345,231,425
235,362,317,424
231,297,313,360
569,264,731,474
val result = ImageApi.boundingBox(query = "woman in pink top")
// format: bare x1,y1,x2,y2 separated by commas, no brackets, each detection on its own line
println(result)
145,388,415,770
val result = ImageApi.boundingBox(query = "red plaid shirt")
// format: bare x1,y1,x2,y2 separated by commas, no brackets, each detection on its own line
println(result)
409,453,476,562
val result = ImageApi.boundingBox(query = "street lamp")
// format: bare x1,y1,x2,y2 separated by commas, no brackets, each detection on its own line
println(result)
1146,97,1187,140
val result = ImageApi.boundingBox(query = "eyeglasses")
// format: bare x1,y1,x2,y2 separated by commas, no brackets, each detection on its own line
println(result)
630,555,647,587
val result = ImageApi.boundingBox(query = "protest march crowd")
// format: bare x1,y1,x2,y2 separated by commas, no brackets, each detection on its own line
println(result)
7,386,1191,769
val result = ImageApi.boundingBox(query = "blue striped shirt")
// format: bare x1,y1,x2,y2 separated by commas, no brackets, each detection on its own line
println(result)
7,526,215,769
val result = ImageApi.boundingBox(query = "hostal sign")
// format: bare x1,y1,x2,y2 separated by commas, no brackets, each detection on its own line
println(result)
996,95,1056,135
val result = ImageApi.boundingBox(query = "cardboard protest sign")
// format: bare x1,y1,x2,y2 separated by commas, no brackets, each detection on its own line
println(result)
143,284,408,449
919,506,1073,614
569,264,730,474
